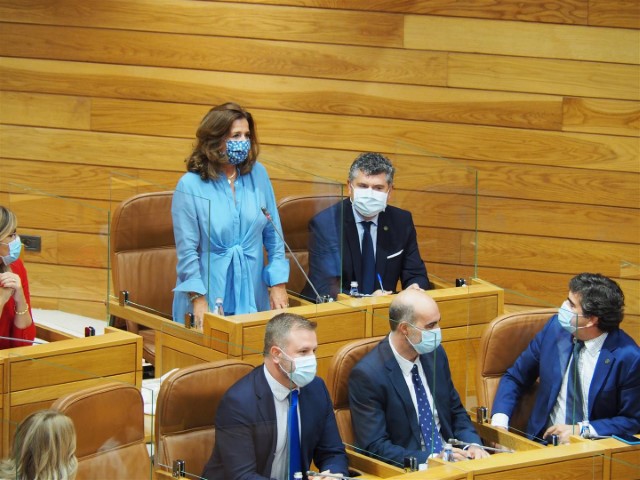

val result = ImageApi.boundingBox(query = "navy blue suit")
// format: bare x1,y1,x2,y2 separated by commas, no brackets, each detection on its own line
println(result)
304,199,429,299
348,336,481,466
492,316,640,439
202,366,348,480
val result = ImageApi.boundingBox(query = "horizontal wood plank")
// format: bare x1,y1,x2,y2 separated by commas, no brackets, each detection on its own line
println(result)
0,23,446,87
405,15,640,64
588,0,640,28
475,195,639,243
0,158,182,203
30,297,108,322
0,124,190,171
0,91,90,129
562,97,640,136
472,232,640,277
449,53,640,101
87,99,640,172
225,0,590,25
26,263,108,302
0,58,566,130
0,0,404,47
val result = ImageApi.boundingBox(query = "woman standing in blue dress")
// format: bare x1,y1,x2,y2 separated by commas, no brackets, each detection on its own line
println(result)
172,102,289,326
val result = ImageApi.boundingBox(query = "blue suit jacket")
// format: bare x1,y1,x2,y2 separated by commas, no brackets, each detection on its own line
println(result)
348,336,481,466
492,316,640,439
304,199,429,299
202,366,348,480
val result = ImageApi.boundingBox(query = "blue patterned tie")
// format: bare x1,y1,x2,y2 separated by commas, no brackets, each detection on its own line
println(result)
411,364,443,455
288,389,301,479
360,221,375,294
565,340,585,424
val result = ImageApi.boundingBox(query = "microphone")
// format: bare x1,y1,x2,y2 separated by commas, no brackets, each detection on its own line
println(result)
261,207,332,304
448,438,513,453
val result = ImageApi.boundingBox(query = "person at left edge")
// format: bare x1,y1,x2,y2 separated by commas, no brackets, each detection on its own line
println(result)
0,206,36,349
172,102,290,326
201,313,349,480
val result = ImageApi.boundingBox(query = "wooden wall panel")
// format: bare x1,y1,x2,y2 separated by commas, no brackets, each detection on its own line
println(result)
0,0,404,47
405,15,640,64
225,0,591,25
0,58,564,131
87,99,638,172
448,54,640,100
562,97,640,136
588,0,640,28
0,0,637,332
0,91,90,130
0,23,447,87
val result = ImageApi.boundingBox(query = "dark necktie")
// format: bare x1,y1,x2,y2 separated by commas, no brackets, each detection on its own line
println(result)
360,221,375,294
288,389,301,479
411,364,443,455
565,340,585,424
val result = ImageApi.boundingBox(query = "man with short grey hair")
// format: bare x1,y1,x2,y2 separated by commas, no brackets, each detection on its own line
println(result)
304,152,430,300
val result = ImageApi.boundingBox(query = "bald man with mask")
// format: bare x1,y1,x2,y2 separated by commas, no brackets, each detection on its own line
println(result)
349,289,488,468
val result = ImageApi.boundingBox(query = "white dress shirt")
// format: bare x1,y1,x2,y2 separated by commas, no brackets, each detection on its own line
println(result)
389,335,442,447
264,365,300,480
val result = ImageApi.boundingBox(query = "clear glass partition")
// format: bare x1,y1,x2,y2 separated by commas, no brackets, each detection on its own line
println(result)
0,178,111,326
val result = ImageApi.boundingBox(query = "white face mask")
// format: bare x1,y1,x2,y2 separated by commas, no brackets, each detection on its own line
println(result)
277,348,317,388
558,300,589,334
406,325,442,355
352,187,388,218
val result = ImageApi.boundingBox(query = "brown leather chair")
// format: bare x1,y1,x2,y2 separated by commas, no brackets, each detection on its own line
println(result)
111,191,177,365
154,360,254,476
52,382,150,480
276,194,343,294
476,308,556,433
327,336,384,446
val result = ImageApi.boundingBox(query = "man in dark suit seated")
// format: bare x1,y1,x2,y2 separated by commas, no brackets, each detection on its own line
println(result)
202,313,349,480
492,273,640,444
303,152,430,300
349,289,488,468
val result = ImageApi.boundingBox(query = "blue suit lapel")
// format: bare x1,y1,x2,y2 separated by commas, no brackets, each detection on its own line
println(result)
380,340,423,446
587,331,618,418
548,331,573,415
255,368,278,470
375,211,389,280
343,201,362,281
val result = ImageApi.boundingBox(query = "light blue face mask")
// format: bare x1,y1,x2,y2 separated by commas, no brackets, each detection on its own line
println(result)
278,349,317,388
406,325,442,355
1,235,22,266
225,139,251,165
558,301,586,334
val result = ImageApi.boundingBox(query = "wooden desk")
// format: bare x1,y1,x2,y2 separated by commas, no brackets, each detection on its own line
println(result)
0,327,142,456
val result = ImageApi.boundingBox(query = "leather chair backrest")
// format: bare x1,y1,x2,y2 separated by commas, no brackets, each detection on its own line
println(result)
155,360,254,476
111,191,176,364
111,191,177,323
476,308,556,433
276,194,343,294
327,336,384,446
52,382,150,480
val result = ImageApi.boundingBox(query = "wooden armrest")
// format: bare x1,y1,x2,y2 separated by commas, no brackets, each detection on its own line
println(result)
346,447,405,478
474,421,543,451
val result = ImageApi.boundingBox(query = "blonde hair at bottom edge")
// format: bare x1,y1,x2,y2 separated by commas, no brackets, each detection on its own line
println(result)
0,409,77,480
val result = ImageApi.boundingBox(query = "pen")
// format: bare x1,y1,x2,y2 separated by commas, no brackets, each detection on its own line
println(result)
377,273,385,292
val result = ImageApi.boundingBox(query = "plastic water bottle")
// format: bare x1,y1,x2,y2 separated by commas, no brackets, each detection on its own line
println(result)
349,281,359,297
442,443,453,462
214,297,224,316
